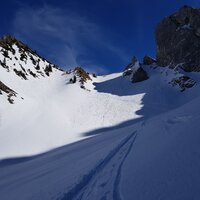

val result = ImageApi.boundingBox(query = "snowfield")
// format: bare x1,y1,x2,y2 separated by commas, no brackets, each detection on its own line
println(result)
0,91,200,200
0,43,145,159
1,40,200,199
0,68,144,159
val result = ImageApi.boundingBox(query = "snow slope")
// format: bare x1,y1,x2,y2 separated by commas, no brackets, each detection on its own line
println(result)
1,36,200,200
0,40,145,159
1,58,197,159
0,68,145,159
0,91,200,200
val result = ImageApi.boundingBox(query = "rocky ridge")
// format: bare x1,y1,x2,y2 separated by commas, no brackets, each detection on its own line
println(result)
0,36,93,103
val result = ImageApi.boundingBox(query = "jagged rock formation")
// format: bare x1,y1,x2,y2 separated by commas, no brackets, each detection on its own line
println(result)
156,5,200,71
123,56,138,76
0,35,35,55
68,67,92,89
123,56,149,83
0,35,57,80
70,67,92,89
74,67,92,84
131,67,149,83
143,55,156,65
0,81,17,104
0,36,94,103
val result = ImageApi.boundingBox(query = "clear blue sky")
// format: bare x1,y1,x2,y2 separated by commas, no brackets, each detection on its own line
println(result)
1,0,199,74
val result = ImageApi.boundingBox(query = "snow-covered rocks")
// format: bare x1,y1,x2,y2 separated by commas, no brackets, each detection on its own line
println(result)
0,35,56,81
0,36,94,104
0,81,17,104
169,75,196,92
0,35,199,159
123,55,196,91
123,56,149,83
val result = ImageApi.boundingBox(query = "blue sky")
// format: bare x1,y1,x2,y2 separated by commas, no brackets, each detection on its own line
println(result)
1,0,200,74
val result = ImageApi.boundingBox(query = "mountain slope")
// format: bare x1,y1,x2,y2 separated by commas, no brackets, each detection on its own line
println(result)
1,55,199,160
0,35,199,160
1,33,200,200
0,36,144,159
0,91,200,200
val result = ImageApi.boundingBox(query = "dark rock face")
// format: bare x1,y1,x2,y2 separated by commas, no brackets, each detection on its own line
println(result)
123,56,138,76
143,55,156,65
74,67,92,85
0,81,16,94
156,6,200,71
123,56,149,83
131,67,149,83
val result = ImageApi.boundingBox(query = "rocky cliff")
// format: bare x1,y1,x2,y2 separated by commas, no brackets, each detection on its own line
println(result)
156,5,200,71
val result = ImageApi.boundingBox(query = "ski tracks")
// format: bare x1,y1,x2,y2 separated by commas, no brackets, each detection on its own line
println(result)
59,131,137,200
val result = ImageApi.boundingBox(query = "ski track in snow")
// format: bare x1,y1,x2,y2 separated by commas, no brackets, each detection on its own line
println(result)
59,131,137,200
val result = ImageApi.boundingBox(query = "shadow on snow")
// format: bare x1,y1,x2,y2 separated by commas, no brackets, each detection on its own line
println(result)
0,74,182,168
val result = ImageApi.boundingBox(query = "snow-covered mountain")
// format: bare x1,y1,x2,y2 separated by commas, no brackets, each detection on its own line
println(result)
1,28,200,200
0,35,197,160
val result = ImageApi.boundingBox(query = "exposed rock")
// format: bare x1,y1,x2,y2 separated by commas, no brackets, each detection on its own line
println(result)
143,55,156,65
169,75,196,91
131,67,149,83
0,58,8,69
44,64,53,76
123,56,138,76
156,5,200,71
0,35,52,65
69,76,77,84
0,81,17,104
28,69,37,78
123,56,149,83
92,73,97,78
74,67,92,84
0,81,15,94
13,69,27,80
0,35,36,56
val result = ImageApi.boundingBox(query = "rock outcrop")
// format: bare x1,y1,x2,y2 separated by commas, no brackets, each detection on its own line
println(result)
131,67,149,83
156,5,200,71
73,67,92,84
123,56,149,83
123,56,138,76
169,76,196,92
0,81,17,104
143,55,156,65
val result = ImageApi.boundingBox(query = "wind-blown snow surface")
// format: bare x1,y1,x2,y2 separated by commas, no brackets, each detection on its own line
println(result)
0,45,145,159
0,89,200,200
1,43,200,199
